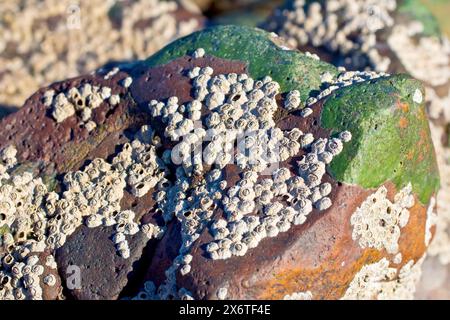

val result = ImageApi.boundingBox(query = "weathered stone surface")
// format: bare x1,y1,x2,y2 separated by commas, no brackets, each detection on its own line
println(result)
0,25,440,300
263,0,450,298
140,60,434,298
55,224,155,300
37,250,64,300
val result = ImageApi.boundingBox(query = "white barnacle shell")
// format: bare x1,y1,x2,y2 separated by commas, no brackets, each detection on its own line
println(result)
112,232,126,244
26,255,39,267
43,274,57,286
319,183,332,197
277,220,291,233
179,264,191,276
326,138,343,155
266,225,279,238
300,107,313,118
315,197,332,211
413,89,423,104
121,77,133,88
300,133,314,148
217,287,228,300
293,213,307,225
213,227,230,240
206,242,220,253
31,264,44,276
238,187,256,201
85,214,103,228
230,242,248,257
200,66,214,76
273,167,291,183
339,131,352,143
192,48,206,58
318,151,333,164
109,94,120,106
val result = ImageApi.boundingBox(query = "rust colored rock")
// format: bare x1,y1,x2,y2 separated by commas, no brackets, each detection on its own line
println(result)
55,225,155,300
0,26,439,301
37,250,64,300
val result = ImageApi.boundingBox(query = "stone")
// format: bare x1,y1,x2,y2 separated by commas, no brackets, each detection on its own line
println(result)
0,25,439,300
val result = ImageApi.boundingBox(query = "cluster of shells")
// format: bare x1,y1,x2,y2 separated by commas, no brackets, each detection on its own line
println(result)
3,41,427,299
0,0,445,298
263,0,450,297
130,50,362,299
0,94,169,298
0,0,201,108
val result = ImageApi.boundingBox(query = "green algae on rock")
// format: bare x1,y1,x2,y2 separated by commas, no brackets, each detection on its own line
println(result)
0,25,441,300
397,0,441,37
321,74,440,204
143,25,338,102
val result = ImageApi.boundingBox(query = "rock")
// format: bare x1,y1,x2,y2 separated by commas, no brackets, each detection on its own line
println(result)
55,224,156,300
0,0,204,109
263,0,450,299
0,25,440,300
132,26,438,299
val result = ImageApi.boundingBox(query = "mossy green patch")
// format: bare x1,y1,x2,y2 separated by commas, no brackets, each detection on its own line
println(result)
398,0,441,37
321,74,440,204
0,224,9,236
144,25,338,103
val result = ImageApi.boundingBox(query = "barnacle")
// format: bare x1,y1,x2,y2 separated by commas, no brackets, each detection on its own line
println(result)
350,184,414,254
284,291,313,300
48,83,119,128
342,256,425,300
0,0,201,108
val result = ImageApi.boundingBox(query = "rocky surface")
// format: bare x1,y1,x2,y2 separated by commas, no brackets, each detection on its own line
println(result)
0,25,439,300
263,0,450,299
0,0,204,109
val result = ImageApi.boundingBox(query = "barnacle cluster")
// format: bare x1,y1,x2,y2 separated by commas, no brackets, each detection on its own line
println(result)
386,22,450,121
265,0,396,71
45,83,120,130
136,167,226,299
131,49,357,299
267,0,450,285
0,146,58,299
0,0,200,108
0,119,166,298
314,70,389,103
265,0,449,121
428,124,450,264
350,184,414,254
387,25,450,268
341,256,425,300
283,291,313,300
206,130,351,261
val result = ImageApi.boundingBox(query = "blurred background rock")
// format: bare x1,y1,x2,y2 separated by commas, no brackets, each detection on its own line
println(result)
0,0,204,111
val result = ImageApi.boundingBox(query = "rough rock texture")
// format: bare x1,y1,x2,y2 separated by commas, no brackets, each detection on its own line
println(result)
0,0,204,109
263,0,450,299
0,25,439,300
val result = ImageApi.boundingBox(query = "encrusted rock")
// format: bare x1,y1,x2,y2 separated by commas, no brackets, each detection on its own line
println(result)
0,25,439,300
0,0,203,109
263,0,450,298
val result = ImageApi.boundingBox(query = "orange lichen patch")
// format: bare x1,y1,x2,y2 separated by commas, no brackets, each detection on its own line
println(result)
399,117,408,128
397,197,430,263
257,246,384,300
254,181,428,300
417,128,431,162
406,150,415,160
397,101,410,113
